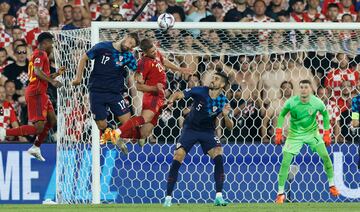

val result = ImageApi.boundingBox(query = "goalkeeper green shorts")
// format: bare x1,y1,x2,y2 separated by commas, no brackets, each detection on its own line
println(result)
283,134,324,155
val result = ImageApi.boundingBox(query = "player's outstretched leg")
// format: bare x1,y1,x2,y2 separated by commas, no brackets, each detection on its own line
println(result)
314,142,340,197
163,148,186,207
209,147,227,206
276,151,294,203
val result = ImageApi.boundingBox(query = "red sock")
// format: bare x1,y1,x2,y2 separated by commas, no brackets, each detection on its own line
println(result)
119,116,145,137
35,122,53,147
6,125,38,136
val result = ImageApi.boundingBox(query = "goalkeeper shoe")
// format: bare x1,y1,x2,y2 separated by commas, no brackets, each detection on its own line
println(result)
163,196,172,207
275,193,285,204
214,196,228,206
28,145,45,162
329,186,340,197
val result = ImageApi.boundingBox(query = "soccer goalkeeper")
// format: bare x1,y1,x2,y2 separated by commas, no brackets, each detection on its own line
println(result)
275,80,340,203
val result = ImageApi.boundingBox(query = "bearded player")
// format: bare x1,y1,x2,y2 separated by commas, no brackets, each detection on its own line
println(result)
275,80,340,203
72,32,139,153
102,38,192,149
163,72,233,207
0,32,63,161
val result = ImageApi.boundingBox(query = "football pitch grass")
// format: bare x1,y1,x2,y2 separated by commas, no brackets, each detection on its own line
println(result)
1,203,360,212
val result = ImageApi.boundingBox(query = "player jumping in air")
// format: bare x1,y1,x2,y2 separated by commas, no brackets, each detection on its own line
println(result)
351,93,360,168
0,32,63,161
275,80,340,203
101,38,192,149
162,72,233,207
72,32,139,153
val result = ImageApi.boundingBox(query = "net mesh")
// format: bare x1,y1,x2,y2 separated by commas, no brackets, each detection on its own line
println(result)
53,26,360,204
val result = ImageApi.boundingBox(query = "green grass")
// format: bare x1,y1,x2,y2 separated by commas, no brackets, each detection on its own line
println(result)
1,203,360,212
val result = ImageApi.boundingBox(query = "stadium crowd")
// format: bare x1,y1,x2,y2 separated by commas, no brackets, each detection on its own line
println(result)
0,0,359,144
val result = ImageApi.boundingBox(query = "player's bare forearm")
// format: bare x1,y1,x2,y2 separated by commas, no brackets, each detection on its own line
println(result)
168,91,184,103
223,115,234,130
50,67,66,79
72,54,88,85
353,120,359,128
163,58,180,72
34,67,56,84
135,83,157,93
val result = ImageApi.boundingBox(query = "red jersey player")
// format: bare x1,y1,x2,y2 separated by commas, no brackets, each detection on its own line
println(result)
0,32,63,161
102,38,192,151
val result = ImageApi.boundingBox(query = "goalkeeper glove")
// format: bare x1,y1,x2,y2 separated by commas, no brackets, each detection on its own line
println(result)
275,128,283,145
323,130,331,146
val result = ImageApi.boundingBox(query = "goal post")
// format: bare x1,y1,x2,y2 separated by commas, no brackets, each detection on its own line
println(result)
54,22,360,204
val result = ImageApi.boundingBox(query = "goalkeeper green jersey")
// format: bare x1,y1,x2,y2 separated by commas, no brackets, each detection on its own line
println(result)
276,95,330,138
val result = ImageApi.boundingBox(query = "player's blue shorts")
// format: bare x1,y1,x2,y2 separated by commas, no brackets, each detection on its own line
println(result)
177,128,221,155
89,92,130,121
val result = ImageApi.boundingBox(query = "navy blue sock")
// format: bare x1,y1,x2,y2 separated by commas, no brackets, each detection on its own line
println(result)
213,155,225,193
166,160,182,196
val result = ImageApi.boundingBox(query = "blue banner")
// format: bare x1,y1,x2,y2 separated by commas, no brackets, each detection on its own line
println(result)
1,143,359,204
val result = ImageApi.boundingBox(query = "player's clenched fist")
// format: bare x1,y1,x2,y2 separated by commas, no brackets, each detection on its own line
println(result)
323,130,331,146
71,78,81,86
222,104,231,116
51,80,63,88
275,128,283,145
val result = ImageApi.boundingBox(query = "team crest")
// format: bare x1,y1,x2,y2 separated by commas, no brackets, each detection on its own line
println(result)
308,108,314,115
119,56,123,61
212,106,218,112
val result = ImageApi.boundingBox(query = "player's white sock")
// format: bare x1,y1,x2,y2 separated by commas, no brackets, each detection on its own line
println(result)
329,179,335,187
278,186,285,195
216,192,223,198
165,196,172,200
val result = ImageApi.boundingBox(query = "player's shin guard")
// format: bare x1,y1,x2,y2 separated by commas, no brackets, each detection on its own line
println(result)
6,125,38,136
316,144,335,186
277,151,294,194
213,155,225,193
166,160,182,196
119,116,145,135
35,122,53,147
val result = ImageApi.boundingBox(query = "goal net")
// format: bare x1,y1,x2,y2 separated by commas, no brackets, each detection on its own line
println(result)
53,22,360,204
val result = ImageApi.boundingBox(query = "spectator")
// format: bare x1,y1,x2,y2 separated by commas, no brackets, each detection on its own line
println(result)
0,48,12,73
224,0,254,22
5,26,24,58
18,1,40,33
200,2,224,22
96,3,112,21
62,6,83,30
111,0,133,17
252,0,273,22
0,0,10,24
166,0,186,21
325,53,359,113
277,10,289,22
341,13,353,22
0,85,25,142
326,3,340,22
26,12,50,50
4,80,23,122
62,4,73,25
304,0,325,21
3,44,29,93
185,0,212,22
265,0,287,21
289,0,311,22
338,0,357,20
0,14,15,48
150,0,168,21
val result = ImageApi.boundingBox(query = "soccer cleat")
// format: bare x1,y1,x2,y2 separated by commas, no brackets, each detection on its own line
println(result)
0,127,5,141
28,145,45,161
137,138,146,147
214,196,228,206
163,196,172,207
275,193,285,204
329,186,340,197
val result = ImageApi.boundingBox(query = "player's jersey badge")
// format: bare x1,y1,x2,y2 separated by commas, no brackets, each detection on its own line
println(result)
308,108,314,115
212,106,218,112
119,56,123,61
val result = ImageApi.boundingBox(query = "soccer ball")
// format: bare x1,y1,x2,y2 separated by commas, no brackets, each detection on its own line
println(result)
157,13,175,30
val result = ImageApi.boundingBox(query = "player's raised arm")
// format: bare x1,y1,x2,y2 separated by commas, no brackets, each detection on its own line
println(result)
34,64,62,88
275,99,291,145
167,90,186,108
221,103,234,130
72,53,89,86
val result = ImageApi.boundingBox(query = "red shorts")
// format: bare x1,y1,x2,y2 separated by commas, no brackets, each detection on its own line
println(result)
142,94,164,126
26,93,54,122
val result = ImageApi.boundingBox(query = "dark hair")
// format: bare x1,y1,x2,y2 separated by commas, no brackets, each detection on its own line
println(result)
100,3,111,7
4,80,15,86
2,13,13,20
37,32,54,44
327,3,339,10
215,72,229,88
292,0,304,5
155,0,167,3
127,32,140,46
280,81,293,89
12,25,22,31
189,72,201,81
341,13,353,21
254,0,266,6
167,6,186,21
63,4,73,10
299,79,311,85
139,38,154,52
0,48,7,54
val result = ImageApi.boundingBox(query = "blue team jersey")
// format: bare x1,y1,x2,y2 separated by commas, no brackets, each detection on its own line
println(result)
352,94,360,119
183,86,228,131
86,41,137,94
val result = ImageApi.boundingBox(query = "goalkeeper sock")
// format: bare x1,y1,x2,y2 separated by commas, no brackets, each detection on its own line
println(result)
119,116,145,136
6,125,38,136
35,122,53,147
213,155,225,193
315,143,335,186
278,151,294,194
166,160,182,196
